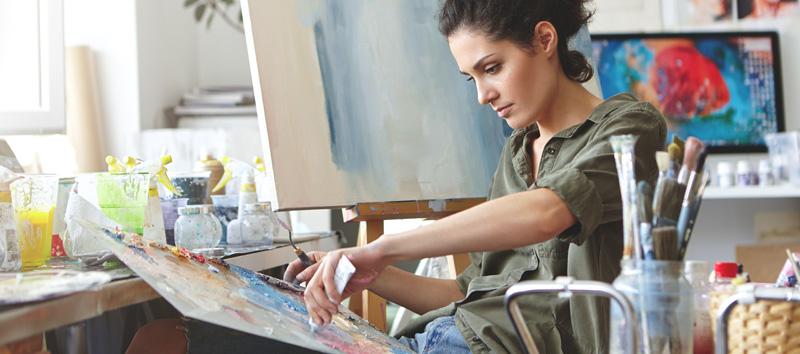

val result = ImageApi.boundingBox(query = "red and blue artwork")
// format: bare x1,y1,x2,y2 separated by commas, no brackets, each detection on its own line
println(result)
592,33,782,150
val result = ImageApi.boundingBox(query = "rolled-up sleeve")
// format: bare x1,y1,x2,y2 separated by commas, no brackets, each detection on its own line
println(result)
534,105,666,245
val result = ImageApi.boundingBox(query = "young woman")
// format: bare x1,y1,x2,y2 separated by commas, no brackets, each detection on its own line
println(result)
285,1,667,353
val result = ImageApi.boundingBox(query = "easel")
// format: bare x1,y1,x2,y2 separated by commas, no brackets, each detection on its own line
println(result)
342,198,484,332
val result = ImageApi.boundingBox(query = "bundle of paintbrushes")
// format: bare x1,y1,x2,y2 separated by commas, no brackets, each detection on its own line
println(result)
612,135,710,263
645,136,709,261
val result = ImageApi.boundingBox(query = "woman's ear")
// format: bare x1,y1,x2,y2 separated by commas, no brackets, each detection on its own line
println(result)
532,21,558,58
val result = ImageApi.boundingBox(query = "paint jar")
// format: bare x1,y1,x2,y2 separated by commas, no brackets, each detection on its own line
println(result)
96,172,150,235
610,260,694,354
758,159,774,187
174,205,222,251
736,160,755,186
197,154,224,197
160,197,188,246
716,161,734,188
10,175,59,270
168,172,210,205
210,194,238,244
238,202,278,246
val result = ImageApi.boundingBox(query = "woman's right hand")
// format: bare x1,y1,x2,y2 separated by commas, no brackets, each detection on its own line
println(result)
283,251,327,283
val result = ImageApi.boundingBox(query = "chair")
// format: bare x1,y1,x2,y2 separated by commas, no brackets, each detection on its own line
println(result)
504,276,638,354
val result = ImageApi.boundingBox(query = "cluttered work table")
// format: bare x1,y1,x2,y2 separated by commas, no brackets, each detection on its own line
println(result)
0,232,341,347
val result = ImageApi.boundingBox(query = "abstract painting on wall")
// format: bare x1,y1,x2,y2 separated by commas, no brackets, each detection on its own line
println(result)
592,31,784,152
242,0,509,210
85,221,412,353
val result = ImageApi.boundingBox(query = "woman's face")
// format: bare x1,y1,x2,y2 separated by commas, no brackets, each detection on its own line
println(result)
448,27,558,130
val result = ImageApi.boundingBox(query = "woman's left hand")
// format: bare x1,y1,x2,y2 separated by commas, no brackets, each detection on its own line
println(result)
303,243,391,326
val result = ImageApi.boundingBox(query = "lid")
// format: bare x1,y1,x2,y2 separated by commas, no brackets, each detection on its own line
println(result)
716,161,732,174
178,204,213,215
714,262,738,278
736,160,750,173
684,260,709,275
758,159,771,173
244,202,272,213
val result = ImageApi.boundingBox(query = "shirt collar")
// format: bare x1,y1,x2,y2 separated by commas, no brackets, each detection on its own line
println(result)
511,93,635,141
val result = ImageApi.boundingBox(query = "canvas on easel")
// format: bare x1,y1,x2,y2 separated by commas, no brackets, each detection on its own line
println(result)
242,0,508,211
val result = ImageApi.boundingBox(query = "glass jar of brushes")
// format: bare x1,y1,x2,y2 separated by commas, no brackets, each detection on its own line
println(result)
610,259,694,354
174,205,222,251
228,202,277,246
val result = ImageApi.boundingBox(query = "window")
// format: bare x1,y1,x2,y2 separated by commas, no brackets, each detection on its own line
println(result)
0,0,64,134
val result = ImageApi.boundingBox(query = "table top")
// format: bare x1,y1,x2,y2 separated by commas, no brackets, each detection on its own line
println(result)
0,233,340,346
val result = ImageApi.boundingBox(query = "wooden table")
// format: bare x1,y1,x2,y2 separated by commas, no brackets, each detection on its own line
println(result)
0,233,341,347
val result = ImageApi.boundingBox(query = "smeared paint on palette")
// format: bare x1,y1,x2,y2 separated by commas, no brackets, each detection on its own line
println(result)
85,222,412,353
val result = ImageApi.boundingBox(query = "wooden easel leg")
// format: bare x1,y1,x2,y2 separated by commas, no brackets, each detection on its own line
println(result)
446,253,470,278
348,224,366,317
361,220,386,332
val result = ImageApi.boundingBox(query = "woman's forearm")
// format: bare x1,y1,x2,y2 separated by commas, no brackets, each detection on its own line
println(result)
376,188,575,262
368,266,464,315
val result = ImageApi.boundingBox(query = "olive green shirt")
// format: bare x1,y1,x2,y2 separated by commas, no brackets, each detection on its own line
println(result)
396,94,667,354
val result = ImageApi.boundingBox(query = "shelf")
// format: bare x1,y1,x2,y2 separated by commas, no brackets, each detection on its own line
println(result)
703,185,800,199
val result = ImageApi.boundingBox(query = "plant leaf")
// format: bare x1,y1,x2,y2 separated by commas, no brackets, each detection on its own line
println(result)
206,13,215,29
183,0,199,7
194,4,207,22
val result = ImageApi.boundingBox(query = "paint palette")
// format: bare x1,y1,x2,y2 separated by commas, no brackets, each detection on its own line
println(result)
83,221,412,353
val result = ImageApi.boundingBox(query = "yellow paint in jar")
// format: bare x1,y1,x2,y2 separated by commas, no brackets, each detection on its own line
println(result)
15,207,55,269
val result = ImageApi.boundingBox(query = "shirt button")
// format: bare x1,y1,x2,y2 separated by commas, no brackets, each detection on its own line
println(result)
547,147,557,154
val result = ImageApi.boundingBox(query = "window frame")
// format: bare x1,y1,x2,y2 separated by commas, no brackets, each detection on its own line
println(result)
0,0,65,134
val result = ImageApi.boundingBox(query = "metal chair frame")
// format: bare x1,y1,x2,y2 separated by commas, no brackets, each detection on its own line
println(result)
504,276,638,354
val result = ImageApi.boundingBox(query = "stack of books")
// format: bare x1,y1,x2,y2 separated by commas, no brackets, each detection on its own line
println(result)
172,86,257,119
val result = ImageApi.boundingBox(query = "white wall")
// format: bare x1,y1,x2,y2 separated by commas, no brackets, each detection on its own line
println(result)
135,0,198,130
64,0,252,156
195,6,251,87
591,0,800,264
64,0,140,158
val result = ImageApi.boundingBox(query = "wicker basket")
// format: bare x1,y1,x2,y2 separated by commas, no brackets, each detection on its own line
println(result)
711,289,800,354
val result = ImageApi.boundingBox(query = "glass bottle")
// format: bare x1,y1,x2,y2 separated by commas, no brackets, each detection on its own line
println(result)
174,205,222,251
685,261,713,354
239,202,278,246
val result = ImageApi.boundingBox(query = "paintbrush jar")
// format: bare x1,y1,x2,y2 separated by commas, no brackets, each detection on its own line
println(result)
174,205,222,251
610,259,694,354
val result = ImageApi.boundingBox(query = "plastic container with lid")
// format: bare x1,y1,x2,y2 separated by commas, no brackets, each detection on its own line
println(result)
717,161,734,188
239,202,278,246
758,159,774,186
174,205,222,251
713,261,739,284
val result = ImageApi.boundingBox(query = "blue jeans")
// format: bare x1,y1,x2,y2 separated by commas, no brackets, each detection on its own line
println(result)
398,316,472,354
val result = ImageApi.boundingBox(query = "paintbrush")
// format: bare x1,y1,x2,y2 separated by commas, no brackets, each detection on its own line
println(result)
652,226,679,260
672,136,685,165
667,143,681,178
637,181,655,260
678,172,709,259
677,137,703,185
651,179,684,227
677,147,707,245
